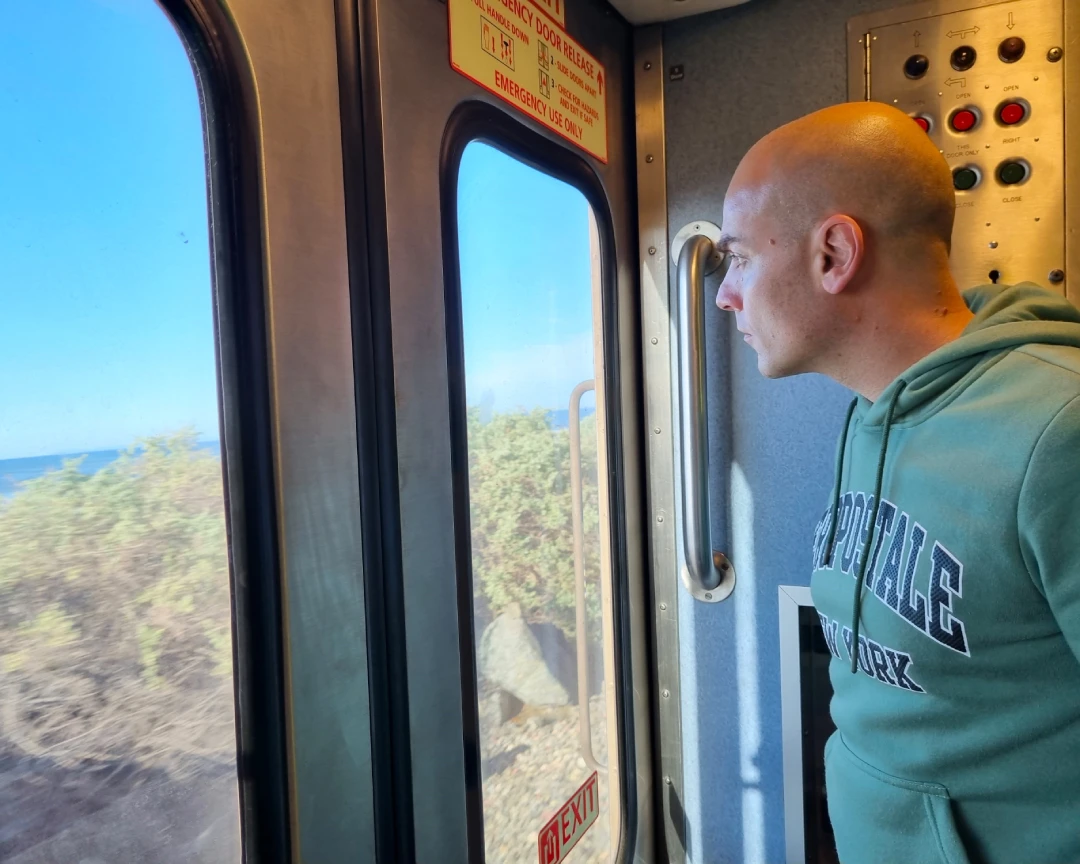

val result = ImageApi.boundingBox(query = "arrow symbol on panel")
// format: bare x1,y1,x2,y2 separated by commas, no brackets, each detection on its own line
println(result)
1007,12,1015,29
946,26,980,38
914,30,921,47
945,76,967,87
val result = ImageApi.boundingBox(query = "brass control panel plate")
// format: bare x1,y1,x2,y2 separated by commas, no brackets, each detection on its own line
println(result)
850,0,1065,294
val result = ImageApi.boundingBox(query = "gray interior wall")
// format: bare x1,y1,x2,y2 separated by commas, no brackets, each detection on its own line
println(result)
662,1,902,861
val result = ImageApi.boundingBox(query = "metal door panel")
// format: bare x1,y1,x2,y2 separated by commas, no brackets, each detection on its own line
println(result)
361,1,652,861
192,0,377,858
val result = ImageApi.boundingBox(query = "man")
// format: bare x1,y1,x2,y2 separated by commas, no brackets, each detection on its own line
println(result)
715,101,1080,864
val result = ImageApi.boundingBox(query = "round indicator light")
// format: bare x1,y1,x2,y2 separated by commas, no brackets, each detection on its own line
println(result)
950,109,978,132
913,115,931,132
998,161,1028,185
951,45,978,71
999,37,1026,63
999,102,1026,125
904,54,930,79
953,167,979,191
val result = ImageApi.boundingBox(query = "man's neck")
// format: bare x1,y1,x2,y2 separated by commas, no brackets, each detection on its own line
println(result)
828,278,975,402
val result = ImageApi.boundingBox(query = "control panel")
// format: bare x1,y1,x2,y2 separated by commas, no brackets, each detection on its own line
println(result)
849,0,1066,295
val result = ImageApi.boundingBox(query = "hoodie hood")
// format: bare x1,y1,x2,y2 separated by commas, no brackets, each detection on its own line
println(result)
858,282,1080,427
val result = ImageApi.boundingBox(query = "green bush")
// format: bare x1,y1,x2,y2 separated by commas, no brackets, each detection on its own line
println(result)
0,412,604,772
466,407,603,636
0,431,233,774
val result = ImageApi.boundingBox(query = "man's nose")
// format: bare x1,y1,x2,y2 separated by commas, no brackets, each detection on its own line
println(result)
715,276,741,312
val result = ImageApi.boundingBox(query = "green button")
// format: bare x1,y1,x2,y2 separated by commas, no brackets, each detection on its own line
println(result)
998,161,1028,185
953,168,979,191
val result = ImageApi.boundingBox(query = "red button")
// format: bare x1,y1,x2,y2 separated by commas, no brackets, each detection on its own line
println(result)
951,109,977,132
913,116,931,132
1000,102,1026,125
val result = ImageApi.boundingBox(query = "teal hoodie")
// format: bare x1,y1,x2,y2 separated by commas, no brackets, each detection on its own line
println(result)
810,283,1080,864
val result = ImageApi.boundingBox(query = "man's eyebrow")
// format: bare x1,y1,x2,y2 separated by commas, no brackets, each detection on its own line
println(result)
716,233,742,252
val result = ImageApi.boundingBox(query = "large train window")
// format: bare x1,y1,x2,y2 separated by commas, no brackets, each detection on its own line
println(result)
0,3,238,861
456,140,619,863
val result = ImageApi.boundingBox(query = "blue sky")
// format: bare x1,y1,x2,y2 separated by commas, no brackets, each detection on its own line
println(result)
458,142,597,415
0,1,597,461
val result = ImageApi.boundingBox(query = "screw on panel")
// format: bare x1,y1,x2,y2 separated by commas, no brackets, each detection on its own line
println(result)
644,61,653,71
651,337,659,344
648,246,657,255
1049,269,1065,284
662,689,670,699
664,776,673,785
654,427,661,434
657,515,664,523
989,241,999,248
1048,47,1063,62
646,154,655,163
659,602,668,611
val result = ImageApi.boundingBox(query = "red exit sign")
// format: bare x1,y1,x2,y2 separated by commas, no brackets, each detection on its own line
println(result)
537,772,599,864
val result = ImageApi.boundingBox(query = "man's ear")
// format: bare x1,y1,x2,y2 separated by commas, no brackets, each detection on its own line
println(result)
813,215,864,296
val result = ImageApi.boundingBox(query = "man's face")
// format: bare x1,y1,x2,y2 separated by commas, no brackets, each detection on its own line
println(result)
715,185,821,379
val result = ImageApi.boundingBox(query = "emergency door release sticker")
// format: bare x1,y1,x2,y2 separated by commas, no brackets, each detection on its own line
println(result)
532,0,564,26
537,771,599,864
448,0,608,163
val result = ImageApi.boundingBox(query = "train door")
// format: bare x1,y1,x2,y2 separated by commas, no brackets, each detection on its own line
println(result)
347,2,653,864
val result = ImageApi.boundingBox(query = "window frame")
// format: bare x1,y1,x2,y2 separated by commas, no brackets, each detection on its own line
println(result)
439,100,639,864
154,2,292,860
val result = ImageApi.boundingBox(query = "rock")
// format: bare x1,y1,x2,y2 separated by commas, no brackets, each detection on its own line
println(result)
527,621,577,701
497,689,524,722
478,604,570,707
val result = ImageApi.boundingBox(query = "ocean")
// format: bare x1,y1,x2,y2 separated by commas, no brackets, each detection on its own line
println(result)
0,442,221,499
0,409,583,498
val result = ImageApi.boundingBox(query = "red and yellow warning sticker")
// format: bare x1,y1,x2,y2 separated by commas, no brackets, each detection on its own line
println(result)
449,0,608,163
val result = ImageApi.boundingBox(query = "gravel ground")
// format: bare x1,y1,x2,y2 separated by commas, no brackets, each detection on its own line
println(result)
479,689,613,864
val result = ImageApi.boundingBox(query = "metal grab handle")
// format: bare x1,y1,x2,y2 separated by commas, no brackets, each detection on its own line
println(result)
676,232,736,603
569,379,605,772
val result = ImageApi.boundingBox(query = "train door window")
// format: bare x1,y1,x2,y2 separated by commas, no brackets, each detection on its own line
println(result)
456,140,619,863
0,3,238,862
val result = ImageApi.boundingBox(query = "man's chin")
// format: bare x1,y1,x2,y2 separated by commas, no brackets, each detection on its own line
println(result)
757,355,797,380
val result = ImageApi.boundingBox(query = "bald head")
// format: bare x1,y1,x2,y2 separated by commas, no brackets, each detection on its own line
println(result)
731,101,955,254
716,101,972,391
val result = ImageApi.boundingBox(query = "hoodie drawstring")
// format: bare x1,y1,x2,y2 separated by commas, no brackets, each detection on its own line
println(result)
822,382,908,675
823,398,858,571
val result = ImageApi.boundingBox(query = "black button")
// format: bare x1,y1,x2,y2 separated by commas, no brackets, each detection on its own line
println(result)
953,167,979,191
951,45,977,71
999,37,1026,63
998,161,1028,185
904,54,930,79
